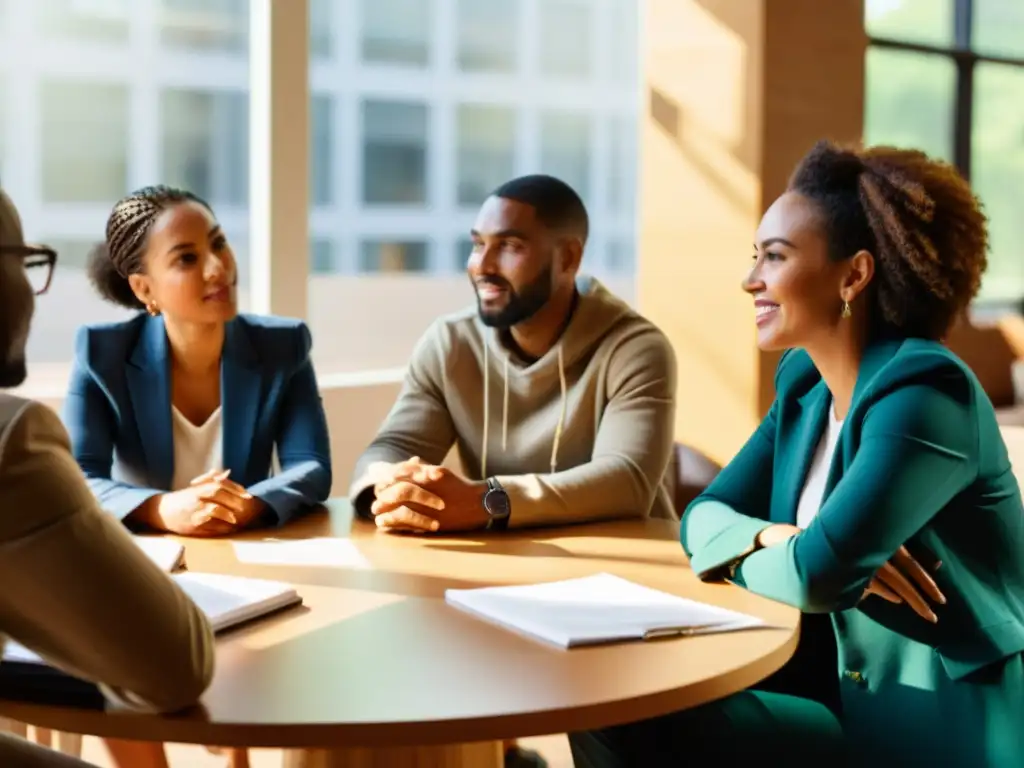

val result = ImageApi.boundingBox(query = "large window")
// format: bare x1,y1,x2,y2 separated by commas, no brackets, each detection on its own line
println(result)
304,0,639,374
0,0,641,384
866,0,1024,302
0,1,250,384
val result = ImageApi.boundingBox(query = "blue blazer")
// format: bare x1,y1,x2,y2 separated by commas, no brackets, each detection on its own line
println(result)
64,313,332,525
682,338,1024,764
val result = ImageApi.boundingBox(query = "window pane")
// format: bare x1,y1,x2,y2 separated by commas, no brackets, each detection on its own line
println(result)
161,89,249,207
608,0,639,84
539,1,592,78
864,48,956,163
973,0,1024,59
310,0,331,59
41,80,129,203
36,0,129,43
160,0,248,52
607,240,634,274
864,0,954,47
457,0,518,73
454,237,473,272
310,239,335,274
972,63,1024,301
359,240,429,273
311,95,333,207
0,1,250,383
457,105,516,206
608,115,637,216
362,100,429,205
362,0,431,66
539,112,592,201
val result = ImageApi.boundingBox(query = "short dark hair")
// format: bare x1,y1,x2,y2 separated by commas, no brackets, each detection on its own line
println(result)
789,140,988,340
86,185,212,310
490,174,589,243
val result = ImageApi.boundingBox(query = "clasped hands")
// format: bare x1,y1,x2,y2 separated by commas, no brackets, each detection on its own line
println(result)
757,524,946,623
367,457,489,534
137,469,267,537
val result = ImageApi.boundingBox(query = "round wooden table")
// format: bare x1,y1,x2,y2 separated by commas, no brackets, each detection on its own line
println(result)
0,501,799,767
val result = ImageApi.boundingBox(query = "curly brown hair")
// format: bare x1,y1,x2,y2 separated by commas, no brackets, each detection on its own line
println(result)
788,140,988,340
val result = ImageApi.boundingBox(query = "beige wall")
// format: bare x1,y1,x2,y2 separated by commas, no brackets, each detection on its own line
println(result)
638,0,866,465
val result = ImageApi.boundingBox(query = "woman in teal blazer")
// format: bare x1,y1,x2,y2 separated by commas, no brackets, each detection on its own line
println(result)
63,185,331,767
570,142,1024,767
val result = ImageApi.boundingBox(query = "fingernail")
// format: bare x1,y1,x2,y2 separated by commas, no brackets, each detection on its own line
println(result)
430,520,440,531
929,613,938,623
938,595,947,605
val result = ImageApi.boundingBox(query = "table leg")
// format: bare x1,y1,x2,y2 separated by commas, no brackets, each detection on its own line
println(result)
282,740,503,768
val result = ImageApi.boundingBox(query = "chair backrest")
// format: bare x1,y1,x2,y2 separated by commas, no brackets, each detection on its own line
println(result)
672,442,722,518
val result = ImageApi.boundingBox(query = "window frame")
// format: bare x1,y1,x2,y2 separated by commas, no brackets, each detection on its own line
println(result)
868,0,1024,308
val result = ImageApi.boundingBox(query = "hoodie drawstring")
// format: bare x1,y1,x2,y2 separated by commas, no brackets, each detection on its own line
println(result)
480,340,567,479
551,345,566,473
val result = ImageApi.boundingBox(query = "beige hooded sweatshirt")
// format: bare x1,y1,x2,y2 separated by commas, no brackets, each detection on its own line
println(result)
349,277,678,528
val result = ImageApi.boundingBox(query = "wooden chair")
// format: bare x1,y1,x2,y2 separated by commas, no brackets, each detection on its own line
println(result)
0,719,82,759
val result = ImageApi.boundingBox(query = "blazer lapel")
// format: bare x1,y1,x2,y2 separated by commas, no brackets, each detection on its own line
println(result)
776,382,829,523
125,315,173,490
221,319,263,483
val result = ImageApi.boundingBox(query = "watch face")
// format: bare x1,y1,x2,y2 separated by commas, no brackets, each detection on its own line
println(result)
484,489,511,518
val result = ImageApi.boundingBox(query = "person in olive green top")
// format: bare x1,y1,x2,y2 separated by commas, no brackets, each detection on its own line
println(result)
570,141,1024,767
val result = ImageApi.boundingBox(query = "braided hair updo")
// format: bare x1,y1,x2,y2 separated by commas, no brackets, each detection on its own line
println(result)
788,140,988,341
86,185,212,310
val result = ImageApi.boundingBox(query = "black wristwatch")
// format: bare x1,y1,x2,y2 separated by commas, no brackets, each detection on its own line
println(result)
482,477,511,530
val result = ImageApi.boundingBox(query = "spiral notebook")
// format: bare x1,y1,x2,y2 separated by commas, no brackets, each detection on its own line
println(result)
445,573,768,649
0,573,301,706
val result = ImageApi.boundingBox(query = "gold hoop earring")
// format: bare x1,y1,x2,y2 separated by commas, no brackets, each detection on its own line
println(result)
841,300,852,319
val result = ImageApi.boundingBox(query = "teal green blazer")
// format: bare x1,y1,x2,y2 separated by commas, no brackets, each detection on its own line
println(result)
682,338,1024,765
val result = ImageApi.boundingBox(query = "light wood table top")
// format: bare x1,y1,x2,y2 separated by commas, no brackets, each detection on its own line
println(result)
0,501,799,750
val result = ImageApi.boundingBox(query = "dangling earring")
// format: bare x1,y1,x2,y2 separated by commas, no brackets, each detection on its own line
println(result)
841,299,852,319
146,302,160,317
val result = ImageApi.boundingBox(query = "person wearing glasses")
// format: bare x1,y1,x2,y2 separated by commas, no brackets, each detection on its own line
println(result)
64,184,332,538
0,188,215,765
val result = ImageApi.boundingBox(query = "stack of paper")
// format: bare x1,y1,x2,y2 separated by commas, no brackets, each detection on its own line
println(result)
445,573,768,649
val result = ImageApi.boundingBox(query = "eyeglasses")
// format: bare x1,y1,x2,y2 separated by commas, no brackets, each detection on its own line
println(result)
0,244,57,295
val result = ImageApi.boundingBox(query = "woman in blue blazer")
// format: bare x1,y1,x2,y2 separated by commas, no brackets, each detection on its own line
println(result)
65,185,332,537
570,142,1024,767
65,185,332,768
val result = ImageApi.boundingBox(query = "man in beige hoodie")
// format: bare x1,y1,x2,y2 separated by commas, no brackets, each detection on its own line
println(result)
0,187,215,766
350,174,678,535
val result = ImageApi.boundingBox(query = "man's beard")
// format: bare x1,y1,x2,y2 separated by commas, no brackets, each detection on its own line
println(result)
476,265,553,329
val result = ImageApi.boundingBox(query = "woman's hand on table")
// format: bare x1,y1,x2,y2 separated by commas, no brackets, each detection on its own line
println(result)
137,470,267,537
